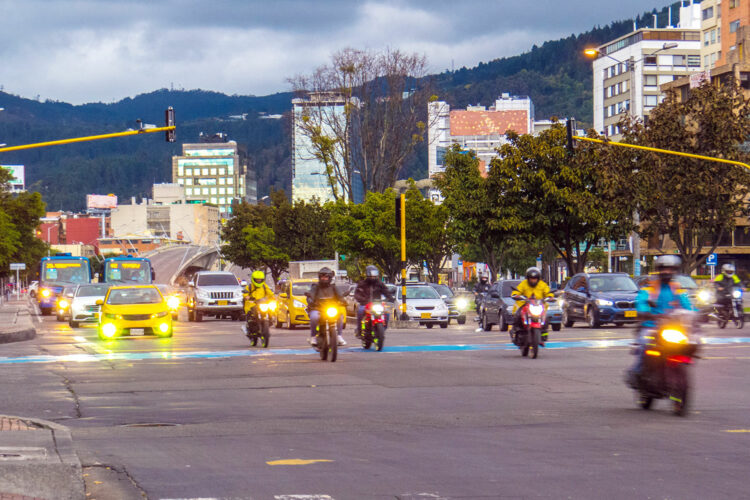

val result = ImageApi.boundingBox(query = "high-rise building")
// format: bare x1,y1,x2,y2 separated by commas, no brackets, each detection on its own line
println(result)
592,29,701,139
291,92,352,203
701,0,723,70
428,94,535,178
171,140,255,216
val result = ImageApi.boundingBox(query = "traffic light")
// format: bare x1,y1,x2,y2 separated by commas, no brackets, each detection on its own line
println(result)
566,118,576,154
165,107,176,143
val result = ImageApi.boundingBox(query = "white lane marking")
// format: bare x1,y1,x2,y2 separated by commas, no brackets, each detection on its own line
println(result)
275,496,334,500
73,336,87,343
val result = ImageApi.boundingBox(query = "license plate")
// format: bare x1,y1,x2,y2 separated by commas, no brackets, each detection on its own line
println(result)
625,310,637,318
217,300,228,306
420,312,432,319
130,328,145,336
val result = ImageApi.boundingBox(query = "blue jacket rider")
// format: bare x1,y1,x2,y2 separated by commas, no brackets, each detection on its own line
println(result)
628,255,693,387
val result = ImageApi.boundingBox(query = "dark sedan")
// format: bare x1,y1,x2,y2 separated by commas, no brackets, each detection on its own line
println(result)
481,279,562,332
561,273,639,328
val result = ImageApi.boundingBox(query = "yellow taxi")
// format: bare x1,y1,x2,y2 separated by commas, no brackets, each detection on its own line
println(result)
97,285,173,340
276,279,347,329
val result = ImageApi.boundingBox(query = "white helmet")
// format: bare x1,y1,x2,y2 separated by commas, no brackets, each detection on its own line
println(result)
722,263,736,276
654,255,681,272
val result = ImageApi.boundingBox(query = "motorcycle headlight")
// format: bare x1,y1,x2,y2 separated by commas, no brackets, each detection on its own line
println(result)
732,289,742,299
661,329,688,344
529,305,544,316
293,299,306,309
326,306,339,319
269,301,277,312
167,296,180,310
259,303,269,312
596,299,613,307
372,304,384,314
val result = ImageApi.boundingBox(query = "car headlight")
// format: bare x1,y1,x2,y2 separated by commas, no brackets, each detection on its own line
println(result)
596,299,613,307
234,290,244,299
101,323,117,338
167,296,180,310
151,311,169,318
661,328,688,344
158,322,170,333
196,290,209,299
456,298,468,310
293,299,306,309
732,289,742,299
528,304,544,316
41,289,51,298
58,299,69,309
697,289,711,304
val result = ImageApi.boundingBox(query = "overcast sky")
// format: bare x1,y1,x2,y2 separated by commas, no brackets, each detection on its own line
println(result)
0,0,666,104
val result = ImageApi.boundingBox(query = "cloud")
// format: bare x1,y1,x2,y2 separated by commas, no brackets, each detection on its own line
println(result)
0,0,668,103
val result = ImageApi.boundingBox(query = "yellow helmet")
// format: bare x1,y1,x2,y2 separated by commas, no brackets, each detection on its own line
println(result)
251,270,265,286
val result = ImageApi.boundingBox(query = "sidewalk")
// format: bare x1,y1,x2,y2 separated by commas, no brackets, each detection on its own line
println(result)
0,299,36,344
0,416,84,499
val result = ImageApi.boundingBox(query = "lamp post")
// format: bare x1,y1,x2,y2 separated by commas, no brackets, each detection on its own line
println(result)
584,42,678,276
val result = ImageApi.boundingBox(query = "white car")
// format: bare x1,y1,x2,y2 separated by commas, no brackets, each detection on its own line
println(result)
397,284,451,328
69,284,110,328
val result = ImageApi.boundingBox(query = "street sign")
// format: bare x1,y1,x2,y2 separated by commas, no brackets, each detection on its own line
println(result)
706,253,718,266
9,263,25,271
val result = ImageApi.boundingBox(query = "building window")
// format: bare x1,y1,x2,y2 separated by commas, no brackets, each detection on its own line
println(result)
185,187,193,195
219,177,226,185
219,168,226,175
210,168,217,175
228,187,235,195
185,178,193,185
644,95,658,107
177,179,184,185
711,29,717,44
718,27,721,44
185,168,192,176
219,187,226,195
644,55,657,65
622,80,628,92
730,0,739,8
202,188,209,195
704,32,710,47
210,187,217,195
178,166,184,176
702,6,714,20
644,74,658,86
687,55,700,67
730,20,740,33
673,54,686,66
219,197,226,205
705,54,710,68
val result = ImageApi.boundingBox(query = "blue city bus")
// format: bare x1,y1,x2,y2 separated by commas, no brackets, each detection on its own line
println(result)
38,254,92,315
102,255,155,285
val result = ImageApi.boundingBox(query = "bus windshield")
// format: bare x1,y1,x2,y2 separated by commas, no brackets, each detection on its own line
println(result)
105,260,152,284
41,260,90,284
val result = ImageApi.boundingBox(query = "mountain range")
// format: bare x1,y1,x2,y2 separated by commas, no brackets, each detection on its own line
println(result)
0,12,647,211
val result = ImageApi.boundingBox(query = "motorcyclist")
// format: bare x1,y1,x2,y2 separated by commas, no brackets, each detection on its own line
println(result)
474,275,491,314
626,255,693,387
714,263,741,313
354,265,395,338
510,267,554,344
307,267,346,347
243,270,274,337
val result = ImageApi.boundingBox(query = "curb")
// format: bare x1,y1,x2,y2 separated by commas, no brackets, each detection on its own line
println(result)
0,303,37,345
0,415,84,500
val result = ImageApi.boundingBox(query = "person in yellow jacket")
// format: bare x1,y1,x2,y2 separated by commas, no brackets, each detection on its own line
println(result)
244,270,275,336
510,267,554,344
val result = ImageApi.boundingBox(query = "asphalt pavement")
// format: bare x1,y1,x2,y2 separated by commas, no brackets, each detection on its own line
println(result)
0,300,749,499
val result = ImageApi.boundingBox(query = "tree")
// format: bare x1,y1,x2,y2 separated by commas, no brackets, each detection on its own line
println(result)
489,124,634,275
607,83,750,273
433,147,510,281
409,194,454,283
241,225,289,284
290,48,434,199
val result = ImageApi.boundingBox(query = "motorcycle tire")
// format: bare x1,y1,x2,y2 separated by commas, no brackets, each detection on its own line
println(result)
638,394,653,410
530,328,540,359
669,365,689,417
521,334,530,356
328,323,337,362
319,324,328,361
250,336,258,347
719,319,728,329
261,321,270,348
363,336,372,349
374,323,385,351
736,307,745,329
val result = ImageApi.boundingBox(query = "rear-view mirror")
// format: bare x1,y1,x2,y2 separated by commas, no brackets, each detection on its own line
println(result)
95,299,103,306
188,281,195,287
280,293,288,299
240,280,247,287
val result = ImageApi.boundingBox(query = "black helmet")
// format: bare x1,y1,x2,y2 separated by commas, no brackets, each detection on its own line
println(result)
318,267,334,285
526,267,541,280
365,265,380,279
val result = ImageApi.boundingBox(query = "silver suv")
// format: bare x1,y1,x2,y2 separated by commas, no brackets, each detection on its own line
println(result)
186,271,244,322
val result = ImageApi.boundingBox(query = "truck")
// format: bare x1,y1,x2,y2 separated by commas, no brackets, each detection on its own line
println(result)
288,260,339,280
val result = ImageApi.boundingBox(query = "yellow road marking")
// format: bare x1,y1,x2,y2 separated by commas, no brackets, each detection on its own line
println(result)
266,459,334,466
723,430,750,433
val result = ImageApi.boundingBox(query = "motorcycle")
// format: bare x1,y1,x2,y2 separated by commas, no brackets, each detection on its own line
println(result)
629,310,700,416
360,301,386,351
713,285,744,329
512,296,554,359
243,297,276,348
313,301,341,362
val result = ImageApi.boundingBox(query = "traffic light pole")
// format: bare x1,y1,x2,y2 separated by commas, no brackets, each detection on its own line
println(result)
0,125,176,154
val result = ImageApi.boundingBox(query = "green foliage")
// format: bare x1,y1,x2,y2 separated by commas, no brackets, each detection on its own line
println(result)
489,123,633,274
609,83,750,273
0,181,47,278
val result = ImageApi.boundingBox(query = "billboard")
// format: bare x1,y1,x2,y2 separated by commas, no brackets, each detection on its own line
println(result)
1,165,25,192
86,194,118,210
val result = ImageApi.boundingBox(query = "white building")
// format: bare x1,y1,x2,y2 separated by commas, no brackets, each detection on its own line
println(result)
428,94,535,179
592,2,702,138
